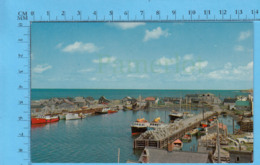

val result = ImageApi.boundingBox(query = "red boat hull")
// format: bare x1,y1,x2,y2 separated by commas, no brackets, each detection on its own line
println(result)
108,110,118,114
46,118,59,123
31,118,47,124
31,117,59,125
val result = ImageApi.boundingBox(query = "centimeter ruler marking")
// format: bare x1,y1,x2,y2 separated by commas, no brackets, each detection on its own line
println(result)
16,8,259,165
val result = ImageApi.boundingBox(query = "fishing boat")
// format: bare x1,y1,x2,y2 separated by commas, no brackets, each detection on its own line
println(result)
172,139,183,150
149,117,167,129
95,107,110,114
189,128,199,135
31,115,59,125
169,110,183,122
182,134,192,142
131,118,150,136
31,117,47,125
45,116,59,123
201,121,208,128
58,114,66,120
108,109,118,113
65,113,82,120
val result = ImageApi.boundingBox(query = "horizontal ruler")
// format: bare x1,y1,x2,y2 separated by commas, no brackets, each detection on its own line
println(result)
17,9,260,22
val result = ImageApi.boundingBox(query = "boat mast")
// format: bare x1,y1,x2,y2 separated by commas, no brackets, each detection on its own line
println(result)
217,119,220,163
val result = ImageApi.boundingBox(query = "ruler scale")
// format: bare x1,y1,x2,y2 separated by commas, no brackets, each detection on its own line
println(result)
1,2,258,164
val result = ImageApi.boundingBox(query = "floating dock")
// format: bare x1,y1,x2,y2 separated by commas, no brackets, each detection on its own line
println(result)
133,105,223,149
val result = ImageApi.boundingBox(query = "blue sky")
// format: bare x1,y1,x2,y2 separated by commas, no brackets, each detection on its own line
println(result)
31,22,253,89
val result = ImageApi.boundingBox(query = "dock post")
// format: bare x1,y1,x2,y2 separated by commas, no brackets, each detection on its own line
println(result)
233,118,235,134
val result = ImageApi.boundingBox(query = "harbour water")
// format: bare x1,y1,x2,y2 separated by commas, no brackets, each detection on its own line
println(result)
31,108,240,163
31,89,249,101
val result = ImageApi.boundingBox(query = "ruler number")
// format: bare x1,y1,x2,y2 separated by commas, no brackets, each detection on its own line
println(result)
204,10,211,15
109,10,113,15
251,10,259,14
61,11,66,16
235,10,243,15
172,10,176,15
140,10,144,15
124,11,129,15
219,10,227,15
188,10,196,15
77,10,81,15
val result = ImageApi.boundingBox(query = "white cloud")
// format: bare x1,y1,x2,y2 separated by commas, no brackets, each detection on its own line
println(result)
78,68,94,73
93,56,116,64
112,22,145,30
154,68,166,73
56,43,63,48
238,30,252,41
62,42,99,53
127,74,149,79
32,64,52,73
208,61,253,80
234,45,244,52
89,77,97,81
143,27,170,42
183,54,193,60
185,61,208,73
129,62,135,68
156,57,176,66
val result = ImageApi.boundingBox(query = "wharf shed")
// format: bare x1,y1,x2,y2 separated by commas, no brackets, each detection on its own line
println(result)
235,100,250,111
223,98,237,107
229,151,253,163
139,147,209,163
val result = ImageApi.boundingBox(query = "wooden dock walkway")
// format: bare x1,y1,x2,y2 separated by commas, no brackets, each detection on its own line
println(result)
133,105,223,149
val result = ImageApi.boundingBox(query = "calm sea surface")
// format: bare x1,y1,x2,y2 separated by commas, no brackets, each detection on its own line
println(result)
31,89,249,100
31,108,240,163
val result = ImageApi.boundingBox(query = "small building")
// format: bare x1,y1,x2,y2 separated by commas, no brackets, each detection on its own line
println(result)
122,96,137,105
98,96,110,105
235,100,250,111
237,96,248,101
223,98,237,109
185,94,199,104
240,118,253,132
74,97,86,108
229,151,253,163
139,147,209,163
157,98,165,106
145,97,156,107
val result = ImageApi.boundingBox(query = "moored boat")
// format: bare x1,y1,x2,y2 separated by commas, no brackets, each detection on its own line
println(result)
65,113,81,120
182,134,192,142
149,117,167,129
169,110,183,122
45,116,59,123
31,115,59,125
108,109,118,113
131,118,150,136
201,121,208,128
95,107,110,114
31,117,47,125
172,139,183,150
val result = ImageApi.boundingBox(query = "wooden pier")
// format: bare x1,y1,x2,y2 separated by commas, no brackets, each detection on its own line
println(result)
134,105,223,149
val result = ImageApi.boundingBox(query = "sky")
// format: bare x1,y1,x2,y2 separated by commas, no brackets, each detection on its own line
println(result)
31,22,253,89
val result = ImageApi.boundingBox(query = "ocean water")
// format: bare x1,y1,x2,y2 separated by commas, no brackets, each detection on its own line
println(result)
31,108,240,163
31,89,249,100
